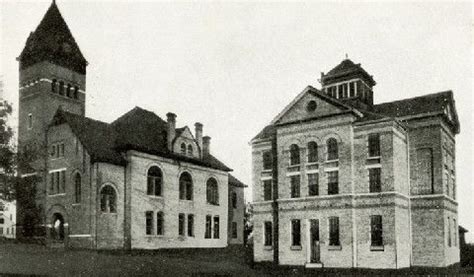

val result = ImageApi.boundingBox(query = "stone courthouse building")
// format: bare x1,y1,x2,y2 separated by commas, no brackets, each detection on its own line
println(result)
16,1,246,249
251,58,460,268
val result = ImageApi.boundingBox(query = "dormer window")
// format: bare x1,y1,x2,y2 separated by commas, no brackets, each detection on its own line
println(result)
51,79,57,93
180,143,186,154
187,145,193,156
349,82,356,97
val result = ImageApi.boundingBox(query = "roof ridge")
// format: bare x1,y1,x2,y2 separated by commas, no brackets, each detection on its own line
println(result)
59,110,110,126
375,90,452,107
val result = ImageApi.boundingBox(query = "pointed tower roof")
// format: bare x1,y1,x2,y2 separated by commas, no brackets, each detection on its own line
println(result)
17,1,87,74
321,59,376,87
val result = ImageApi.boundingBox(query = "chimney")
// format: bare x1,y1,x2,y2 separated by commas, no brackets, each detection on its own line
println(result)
166,112,176,151
195,122,203,155
202,136,211,156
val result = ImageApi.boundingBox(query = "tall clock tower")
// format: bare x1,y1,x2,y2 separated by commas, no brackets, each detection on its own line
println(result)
16,1,87,233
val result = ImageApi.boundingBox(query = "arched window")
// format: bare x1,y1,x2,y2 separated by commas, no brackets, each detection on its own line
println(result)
231,192,237,208
327,138,338,160
206,178,218,205
156,212,164,235
147,166,162,196
66,84,72,97
307,141,318,163
51,79,57,93
179,172,193,200
100,185,116,213
59,81,65,95
187,145,193,156
289,144,300,165
181,143,186,154
74,173,81,203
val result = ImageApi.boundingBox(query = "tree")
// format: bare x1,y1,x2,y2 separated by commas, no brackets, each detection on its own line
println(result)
0,100,15,199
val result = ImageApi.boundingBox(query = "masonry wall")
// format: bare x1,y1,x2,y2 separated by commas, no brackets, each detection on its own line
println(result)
128,151,228,249
47,124,94,248
252,202,273,262
96,162,125,249
228,185,245,244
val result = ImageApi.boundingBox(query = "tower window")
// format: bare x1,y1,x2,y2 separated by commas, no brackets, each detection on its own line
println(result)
59,81,65,95
51,79,57,93
187,144,193,156
181,143,186,154
349,82,355,97
66,84,72,97
73,86,79,99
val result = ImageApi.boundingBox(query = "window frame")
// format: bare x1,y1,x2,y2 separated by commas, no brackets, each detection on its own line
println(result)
291,219,301,247
307,141,318,163
187,214,194,237
326,138,338,161
369,167,381,193
264,221,273,247
178,213,185,236
327,171,339,195
74,173,81,203
213,216,220,239
147,166,163,197
262,151,273,171
100,185,117,213
145,211,153,235
290,175,301,198
205,215,212,239
289,144,300,166
263,179,272,201
368,133,381,158
329,217,340,247
179,172,193,201
206,178,219,205
370,215,383,249
156,212,164,235
308,173,319,196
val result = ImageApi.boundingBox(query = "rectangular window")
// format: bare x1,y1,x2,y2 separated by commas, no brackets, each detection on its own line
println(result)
290,175,300,198
205,215,212,239
329,217,340,246
369,168,381,193
55,172,60,194
187,214,194,237
263,151,272,170
448,216,451,247
156,212,164,235
368,133,380,157
454,218,457,246
0,218,4,224
145,211,153,235
264,221,273,246
179,213,185,236
370,215,383,247
61,170,66,193
349,82,355,97
263,180,272,201
49,173,54,194
50,145,56,157
327,171,339,195
60,143,65,157
291,219,301,246
308,173,319,196
232,222,238,239
213,216,220,239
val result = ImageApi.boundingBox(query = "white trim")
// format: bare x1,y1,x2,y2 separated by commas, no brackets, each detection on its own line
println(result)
286,171,301,177
365,164,381,169
21,172,37,178
323,167,339,172
306,170,319,174
69,234,91,238
49,168,67,173
48,193,66,197
260,176,273,181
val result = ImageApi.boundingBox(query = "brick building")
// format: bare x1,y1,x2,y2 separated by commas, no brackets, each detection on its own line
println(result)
251,59,460,268
16,1,245,249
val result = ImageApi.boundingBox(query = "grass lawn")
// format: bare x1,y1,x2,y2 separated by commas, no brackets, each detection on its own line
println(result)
0,241,472,276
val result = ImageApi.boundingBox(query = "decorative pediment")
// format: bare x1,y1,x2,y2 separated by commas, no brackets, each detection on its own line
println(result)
271,86,356,125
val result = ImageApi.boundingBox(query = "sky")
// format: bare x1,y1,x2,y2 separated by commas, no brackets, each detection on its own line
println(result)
1,1,472,242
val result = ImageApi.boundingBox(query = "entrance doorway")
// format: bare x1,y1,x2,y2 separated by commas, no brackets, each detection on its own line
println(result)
51,213,65,241
310,219,320,263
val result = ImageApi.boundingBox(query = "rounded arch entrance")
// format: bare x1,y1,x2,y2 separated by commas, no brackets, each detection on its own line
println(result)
51,213,65,241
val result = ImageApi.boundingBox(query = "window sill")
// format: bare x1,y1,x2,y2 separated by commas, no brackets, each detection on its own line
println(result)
179,199,193,202
72,203,81,206
325,159,339,164
370,245,384,251
290,245,302,251
367,156,381,160
147,195,164,198
262,169,273,173
207,203,220,206
306,162,319,166
48,193,66,197
264,245,273,250
328,245,342,251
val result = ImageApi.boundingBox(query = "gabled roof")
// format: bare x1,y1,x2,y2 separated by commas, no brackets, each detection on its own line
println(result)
229,174,247,188
374,91,459,133
51,110,125,165
321,59,376,87
18,1,87,73
51,107,232,171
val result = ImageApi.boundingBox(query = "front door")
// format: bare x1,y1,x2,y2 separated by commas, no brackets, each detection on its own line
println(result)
310,219,320,263
51,213,65,241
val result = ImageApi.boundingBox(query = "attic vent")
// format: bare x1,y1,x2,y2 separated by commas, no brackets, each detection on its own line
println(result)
306,100,317,112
